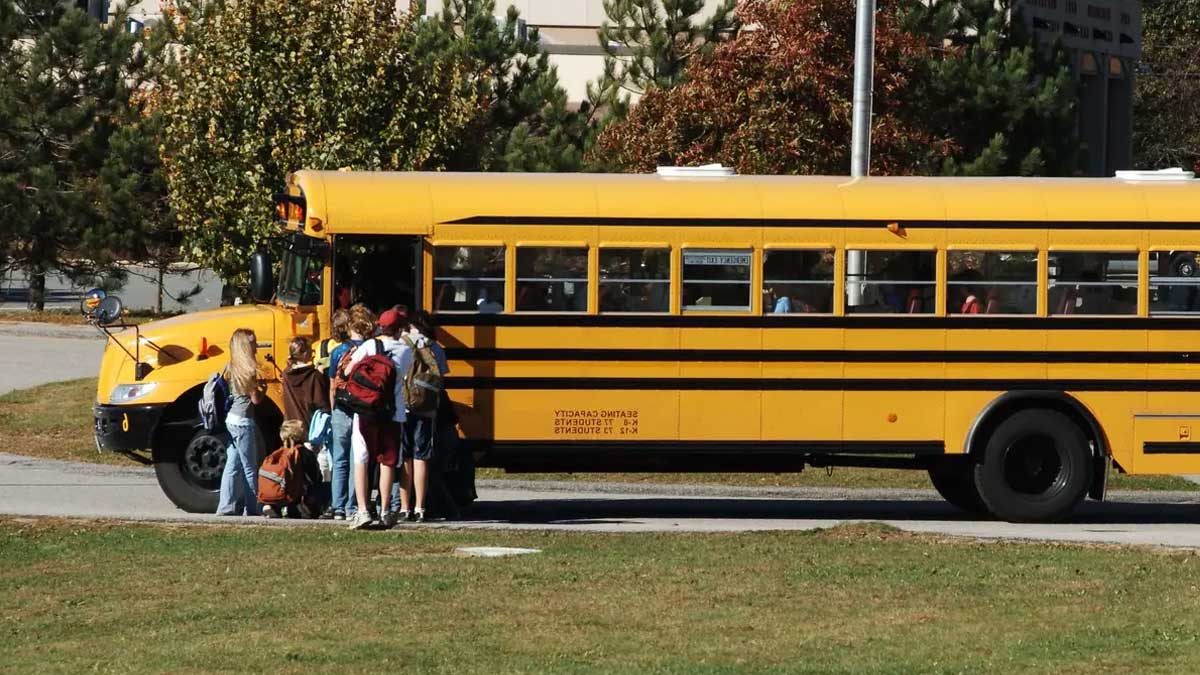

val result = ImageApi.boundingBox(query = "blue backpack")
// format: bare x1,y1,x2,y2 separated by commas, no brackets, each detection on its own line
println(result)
199,371,232,432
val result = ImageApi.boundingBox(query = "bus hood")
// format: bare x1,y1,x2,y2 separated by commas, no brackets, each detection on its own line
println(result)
95,304,281,406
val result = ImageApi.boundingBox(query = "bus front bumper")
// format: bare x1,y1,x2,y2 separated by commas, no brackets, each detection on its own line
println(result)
94,404,164,452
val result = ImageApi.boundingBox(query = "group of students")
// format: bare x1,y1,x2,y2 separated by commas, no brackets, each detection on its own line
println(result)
213,304,455,530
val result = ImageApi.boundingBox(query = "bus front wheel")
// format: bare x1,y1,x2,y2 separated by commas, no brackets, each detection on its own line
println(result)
974,409,1091,522
153,428,225,514
927,458,988,515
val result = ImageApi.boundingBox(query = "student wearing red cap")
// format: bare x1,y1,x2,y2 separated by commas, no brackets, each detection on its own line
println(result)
344,306,413,529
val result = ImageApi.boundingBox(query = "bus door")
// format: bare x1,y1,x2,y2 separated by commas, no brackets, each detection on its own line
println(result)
331,234,423,314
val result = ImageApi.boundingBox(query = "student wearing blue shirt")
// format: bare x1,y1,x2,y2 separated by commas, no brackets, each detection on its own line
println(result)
325,305,372,519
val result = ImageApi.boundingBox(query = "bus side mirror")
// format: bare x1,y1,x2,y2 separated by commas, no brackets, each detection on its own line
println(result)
250,250,274,303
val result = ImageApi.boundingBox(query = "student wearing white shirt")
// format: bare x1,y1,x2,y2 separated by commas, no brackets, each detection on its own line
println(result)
344,308,413,530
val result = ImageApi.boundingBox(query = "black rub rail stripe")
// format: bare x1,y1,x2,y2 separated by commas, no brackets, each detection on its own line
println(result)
463,440,945,456
433,315,1200,330
444,347,1200,364
443,377,1200,392
442,215,1200,230
1143,442,1200,455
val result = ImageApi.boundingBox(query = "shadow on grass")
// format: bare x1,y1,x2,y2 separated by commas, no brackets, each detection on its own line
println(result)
465,496,1200,526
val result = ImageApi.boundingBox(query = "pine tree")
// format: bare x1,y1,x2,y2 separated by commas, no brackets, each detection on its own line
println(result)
414,0,592,172
912,0,1082,176
590,0,739,124
1134,0,1200,172
0,0,144,310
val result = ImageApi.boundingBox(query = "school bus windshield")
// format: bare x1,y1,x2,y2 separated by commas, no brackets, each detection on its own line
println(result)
277,233,326,306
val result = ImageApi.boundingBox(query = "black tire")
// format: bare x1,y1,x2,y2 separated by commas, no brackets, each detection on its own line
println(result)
1171,252,1198,278
973,409,1091,522
928,458,988,515
154,427,227,513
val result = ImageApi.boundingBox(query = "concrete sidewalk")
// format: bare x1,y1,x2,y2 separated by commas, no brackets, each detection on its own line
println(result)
3,451,1200,548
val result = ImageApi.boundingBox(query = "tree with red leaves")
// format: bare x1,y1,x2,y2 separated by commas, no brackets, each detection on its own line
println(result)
589,0,957,174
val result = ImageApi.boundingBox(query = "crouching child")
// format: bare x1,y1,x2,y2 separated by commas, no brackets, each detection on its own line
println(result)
259,420,325,518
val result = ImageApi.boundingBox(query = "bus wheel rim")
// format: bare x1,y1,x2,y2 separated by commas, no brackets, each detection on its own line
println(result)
183,434,225,486
1001,433,1067,498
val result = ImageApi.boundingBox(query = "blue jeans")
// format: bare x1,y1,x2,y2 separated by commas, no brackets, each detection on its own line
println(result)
217,420,260,516
330,407,354,515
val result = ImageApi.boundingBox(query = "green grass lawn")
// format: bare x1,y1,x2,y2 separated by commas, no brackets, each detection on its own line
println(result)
5,377,1197,491
3,518,1200,673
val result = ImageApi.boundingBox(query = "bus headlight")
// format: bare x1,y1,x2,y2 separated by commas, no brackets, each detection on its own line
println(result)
109,382,159,404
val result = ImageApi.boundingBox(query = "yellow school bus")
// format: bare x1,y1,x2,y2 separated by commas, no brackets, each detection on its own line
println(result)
93,168,1200,521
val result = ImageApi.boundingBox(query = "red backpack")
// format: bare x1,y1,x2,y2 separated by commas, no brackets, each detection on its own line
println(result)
333,338,396,418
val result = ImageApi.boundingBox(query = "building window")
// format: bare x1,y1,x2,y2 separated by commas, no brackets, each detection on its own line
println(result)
516,247,589,312
1087,5,1111,19
947,251,1038,315
1120,12,1131,25
1150,251,1200,315
845,250,936,314
433,245,506,313
1093,28,1113,42
762,248,835,314
1066,0,1078,13
599,248,670,313
1048,252,1138,316
682,249,752,312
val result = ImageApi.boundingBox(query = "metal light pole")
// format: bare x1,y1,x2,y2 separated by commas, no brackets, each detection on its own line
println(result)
846,0,875,307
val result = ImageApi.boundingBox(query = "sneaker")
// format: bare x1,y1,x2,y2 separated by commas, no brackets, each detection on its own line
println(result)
380,512,398,529
397,510,411,523
348,511,373,530
332,511,346,521
262,505,279,519
413,509,426,523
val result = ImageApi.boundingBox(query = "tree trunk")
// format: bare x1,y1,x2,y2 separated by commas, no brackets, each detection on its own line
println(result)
27,268,46,312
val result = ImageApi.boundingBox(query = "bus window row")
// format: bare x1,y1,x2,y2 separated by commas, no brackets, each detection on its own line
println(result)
431,245,1200,317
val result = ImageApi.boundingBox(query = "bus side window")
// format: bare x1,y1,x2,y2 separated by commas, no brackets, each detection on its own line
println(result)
516,247,589,313
1048,251,1138,316
845,250,935,314
433,245,506,313
947,251,1037,315
681,249,752,312
1150,251,1200,315
599,248,670,314
762,248,834,314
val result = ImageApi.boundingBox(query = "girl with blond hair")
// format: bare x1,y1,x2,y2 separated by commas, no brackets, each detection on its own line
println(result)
217,328,264,516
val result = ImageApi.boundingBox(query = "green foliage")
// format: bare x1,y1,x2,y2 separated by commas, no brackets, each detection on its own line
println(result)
0,0,146,309
590,0,954,174
913,0,1082,176
1134,0,1200,172
415,0,592,172
161,0,480,281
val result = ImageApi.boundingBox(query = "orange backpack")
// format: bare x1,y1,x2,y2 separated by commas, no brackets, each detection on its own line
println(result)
258,445,305,507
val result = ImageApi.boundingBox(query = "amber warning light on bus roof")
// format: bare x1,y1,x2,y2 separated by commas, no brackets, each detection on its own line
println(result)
274,193,305,231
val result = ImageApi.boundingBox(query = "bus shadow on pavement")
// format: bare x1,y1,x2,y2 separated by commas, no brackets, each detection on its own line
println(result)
468,497,1200,526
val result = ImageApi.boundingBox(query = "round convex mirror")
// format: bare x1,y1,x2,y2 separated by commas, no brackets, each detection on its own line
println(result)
95,296,124,326
80,288,107,317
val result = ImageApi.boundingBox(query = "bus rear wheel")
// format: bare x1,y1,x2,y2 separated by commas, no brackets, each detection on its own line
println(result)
973,409,1091,522
927,458,988,515
154,428,225,514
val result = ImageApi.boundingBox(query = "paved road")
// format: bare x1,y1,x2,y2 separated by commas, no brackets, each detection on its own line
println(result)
0,323,105,396
3,320,1200,548
2,452,1200,547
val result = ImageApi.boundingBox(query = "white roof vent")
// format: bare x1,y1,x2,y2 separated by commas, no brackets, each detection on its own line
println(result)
656,163,735,178
1115,168,1195,181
